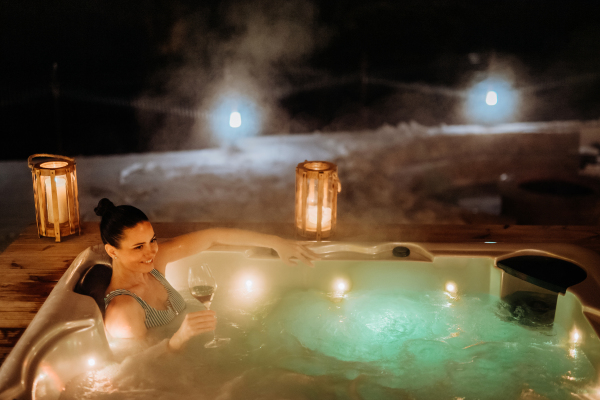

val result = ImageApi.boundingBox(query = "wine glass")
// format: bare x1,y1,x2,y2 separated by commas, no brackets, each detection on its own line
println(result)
188,264,230,348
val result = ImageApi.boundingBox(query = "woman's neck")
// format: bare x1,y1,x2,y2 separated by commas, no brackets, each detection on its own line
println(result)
111,261,150,289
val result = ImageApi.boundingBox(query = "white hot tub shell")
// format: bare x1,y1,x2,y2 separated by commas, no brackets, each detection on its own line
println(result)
1,241,600,399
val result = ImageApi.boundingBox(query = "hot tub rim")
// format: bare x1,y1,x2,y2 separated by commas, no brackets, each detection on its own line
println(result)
3,240,600,399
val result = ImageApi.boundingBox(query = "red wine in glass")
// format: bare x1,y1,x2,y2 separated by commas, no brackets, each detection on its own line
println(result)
188,264,230,348
190,285,215,307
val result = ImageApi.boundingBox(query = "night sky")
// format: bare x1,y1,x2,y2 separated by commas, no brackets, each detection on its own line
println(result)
2,0,600,160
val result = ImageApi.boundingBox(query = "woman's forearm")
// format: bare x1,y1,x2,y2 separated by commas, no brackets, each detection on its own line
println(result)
158,228,317,267
158,228,284,264
209,228,284,248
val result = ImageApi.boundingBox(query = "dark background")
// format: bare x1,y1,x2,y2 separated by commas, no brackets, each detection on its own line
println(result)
2,0,600,160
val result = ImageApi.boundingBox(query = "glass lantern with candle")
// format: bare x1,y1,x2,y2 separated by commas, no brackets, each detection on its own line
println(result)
295,161,341,240
28,154,81,242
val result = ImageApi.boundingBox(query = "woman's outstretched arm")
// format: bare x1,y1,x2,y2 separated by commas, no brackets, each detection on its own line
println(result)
154,228,319,272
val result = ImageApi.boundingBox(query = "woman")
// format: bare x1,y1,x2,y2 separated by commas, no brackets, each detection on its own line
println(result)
95,198,318,352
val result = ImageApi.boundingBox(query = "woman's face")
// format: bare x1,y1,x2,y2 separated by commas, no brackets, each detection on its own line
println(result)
108,221,158,274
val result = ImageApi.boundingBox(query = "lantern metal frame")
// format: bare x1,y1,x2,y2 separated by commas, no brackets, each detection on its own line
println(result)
295,161,341,240
28,154,81,242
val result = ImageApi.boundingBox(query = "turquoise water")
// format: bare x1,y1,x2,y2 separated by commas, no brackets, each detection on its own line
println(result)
61,289,598,400
255,290,597,399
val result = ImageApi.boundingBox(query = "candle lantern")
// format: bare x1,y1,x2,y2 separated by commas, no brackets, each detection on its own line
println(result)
28,154,81,242
295,161,341,240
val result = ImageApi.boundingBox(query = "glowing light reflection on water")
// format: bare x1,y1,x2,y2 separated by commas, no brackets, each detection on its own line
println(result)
61,289,598,400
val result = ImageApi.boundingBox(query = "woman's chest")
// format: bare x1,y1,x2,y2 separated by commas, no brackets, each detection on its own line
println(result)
135,278,170,310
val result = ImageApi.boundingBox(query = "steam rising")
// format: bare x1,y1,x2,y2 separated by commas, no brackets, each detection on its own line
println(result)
137,0,330,151
125,6,598,146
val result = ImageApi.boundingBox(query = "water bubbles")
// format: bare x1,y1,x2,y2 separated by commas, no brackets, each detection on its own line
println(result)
570,348,578,358
62,289,599,399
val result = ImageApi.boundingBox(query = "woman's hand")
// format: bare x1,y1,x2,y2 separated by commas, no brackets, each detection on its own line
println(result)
272,238,320,267
168,310,216,351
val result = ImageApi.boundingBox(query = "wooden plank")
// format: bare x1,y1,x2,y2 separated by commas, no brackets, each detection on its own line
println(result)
0,348,15,359
0,302,43,311
0,329,25,345
0,320,33,329
0,271,64,279
0,312,37,320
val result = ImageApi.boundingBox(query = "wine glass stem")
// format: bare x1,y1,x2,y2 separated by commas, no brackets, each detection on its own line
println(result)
205,303,217,340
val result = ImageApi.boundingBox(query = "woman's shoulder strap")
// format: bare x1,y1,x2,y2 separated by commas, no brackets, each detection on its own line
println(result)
150,268,165,279
104,289,148,310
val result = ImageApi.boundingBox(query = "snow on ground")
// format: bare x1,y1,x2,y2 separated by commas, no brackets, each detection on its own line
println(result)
1,120,598,251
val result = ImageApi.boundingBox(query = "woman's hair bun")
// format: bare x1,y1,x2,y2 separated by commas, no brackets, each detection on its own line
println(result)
94,198,116,217
95,199,148,247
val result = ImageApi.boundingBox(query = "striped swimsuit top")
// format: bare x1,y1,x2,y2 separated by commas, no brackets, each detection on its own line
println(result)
104,269,187,329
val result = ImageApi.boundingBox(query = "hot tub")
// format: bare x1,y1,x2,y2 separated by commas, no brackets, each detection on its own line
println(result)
1,241,600,399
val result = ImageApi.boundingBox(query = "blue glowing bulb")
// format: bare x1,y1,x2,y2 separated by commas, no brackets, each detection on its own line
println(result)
486,91,498,106
230,112,242,128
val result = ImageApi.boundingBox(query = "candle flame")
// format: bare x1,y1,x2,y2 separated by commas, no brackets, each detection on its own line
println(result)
40,161,68,169
306,206,332,232
45,176,69,223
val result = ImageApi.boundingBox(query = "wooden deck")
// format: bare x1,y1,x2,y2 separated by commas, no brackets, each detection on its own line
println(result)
2,221,600,366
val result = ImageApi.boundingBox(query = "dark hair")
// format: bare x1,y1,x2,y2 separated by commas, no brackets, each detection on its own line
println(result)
94,198,149,248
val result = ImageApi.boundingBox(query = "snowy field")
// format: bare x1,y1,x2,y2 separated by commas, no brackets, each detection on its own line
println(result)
1,120,599,251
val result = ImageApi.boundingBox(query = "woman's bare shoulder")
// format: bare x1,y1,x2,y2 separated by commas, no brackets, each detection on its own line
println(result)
105,295,147,339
